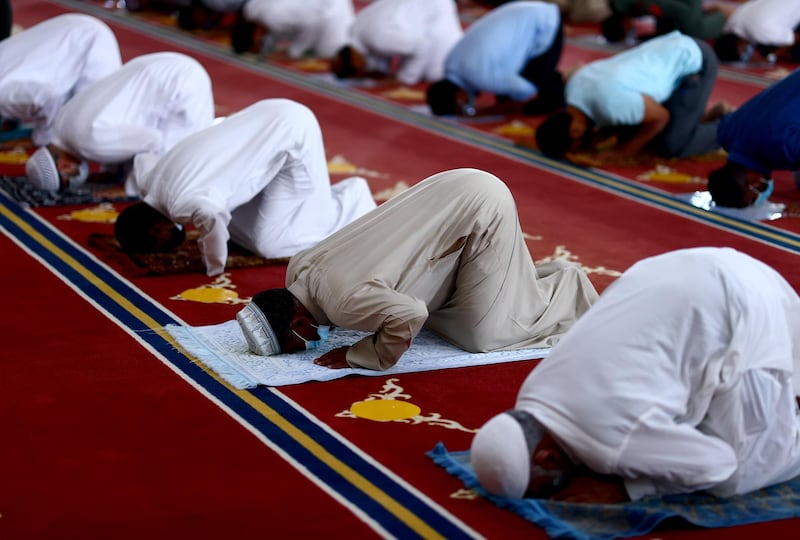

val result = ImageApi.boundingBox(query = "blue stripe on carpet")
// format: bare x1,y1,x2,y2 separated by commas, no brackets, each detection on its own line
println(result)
0,189,479,539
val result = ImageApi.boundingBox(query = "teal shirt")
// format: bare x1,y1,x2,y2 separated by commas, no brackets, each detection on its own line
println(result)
566,31,702,127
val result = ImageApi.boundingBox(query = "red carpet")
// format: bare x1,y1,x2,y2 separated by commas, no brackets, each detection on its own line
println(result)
2,1,800,538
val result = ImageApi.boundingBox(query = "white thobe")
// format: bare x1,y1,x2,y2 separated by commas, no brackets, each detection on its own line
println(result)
242,0,354,58
0,14,121,145
347,0,464,85
50,52,214,165
132,99,375,276
517,247,800,500
725,0,800,47
286,169,599,371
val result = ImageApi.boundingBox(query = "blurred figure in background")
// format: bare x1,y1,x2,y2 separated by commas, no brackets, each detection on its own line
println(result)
427,1,567,117
713,0,800,64
233,0,354,58
331,0,463,86
0,14,121,144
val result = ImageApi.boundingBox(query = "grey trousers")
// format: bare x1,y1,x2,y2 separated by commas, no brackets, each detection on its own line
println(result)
656,39,720,158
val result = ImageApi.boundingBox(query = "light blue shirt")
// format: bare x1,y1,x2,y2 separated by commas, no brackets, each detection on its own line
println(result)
566,31,703,127
443,1,560,101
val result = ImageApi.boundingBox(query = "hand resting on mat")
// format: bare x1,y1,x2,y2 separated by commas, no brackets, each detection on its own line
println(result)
314,346,350,369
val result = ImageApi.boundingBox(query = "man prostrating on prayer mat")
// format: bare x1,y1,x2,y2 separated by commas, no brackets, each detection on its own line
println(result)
25,52,214,193
114,98,375,277
471,247,800,504
235,168,598,371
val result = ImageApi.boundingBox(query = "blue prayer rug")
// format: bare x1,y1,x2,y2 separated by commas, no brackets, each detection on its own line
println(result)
428,442,800,540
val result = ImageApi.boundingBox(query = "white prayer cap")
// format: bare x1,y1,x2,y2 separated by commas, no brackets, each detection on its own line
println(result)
471,412,531,499
26,147,60,192
236,302,281,356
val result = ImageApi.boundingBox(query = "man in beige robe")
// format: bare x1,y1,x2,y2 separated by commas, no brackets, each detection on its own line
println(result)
236,168,598,371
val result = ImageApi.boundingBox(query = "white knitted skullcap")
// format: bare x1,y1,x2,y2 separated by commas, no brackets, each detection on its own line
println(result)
471,412,531,498
26,147,59,192
236,302,281,356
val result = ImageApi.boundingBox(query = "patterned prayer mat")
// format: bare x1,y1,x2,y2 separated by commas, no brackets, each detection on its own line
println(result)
88,231,287,277
0,175,137,208
429,443,800,540
165,322,550,387
0,124,32,143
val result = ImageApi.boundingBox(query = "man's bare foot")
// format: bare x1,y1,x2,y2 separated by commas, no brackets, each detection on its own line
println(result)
704,101,735,122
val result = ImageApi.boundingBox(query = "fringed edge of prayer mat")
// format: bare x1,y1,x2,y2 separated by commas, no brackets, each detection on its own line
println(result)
427,442,612,540
88,232,288,277
166,323,259,389
0,176,137,208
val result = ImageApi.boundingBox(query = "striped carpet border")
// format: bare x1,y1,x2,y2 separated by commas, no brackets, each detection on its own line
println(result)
0,188,481,539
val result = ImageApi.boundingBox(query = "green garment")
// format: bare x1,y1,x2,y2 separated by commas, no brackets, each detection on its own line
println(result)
610,0,726,39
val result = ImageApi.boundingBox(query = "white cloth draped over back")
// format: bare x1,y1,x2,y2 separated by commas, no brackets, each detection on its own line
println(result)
51,52,214,164
347,0,464,85
0,14,121,145
242,0,355,58
132,99,375,276
517,247,800,500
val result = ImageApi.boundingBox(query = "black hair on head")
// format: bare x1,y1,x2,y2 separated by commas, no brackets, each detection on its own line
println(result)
708,162,748,208
332,45,358,79
601,12,627,43
231,13,257,55
426,79,460,116
114,202,184,253
250,288,296,349
713,33,742,62
535,109,574,159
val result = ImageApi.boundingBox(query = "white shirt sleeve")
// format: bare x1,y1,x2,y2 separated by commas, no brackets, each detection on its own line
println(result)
193,206,232,277
618,406,738,500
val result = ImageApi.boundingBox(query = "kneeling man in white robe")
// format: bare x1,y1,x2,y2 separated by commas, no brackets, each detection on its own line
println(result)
0,14,121,145
472,247,800,503
114,98,376,277
25,52,214,193
331,0,463,86
238,0,354,58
